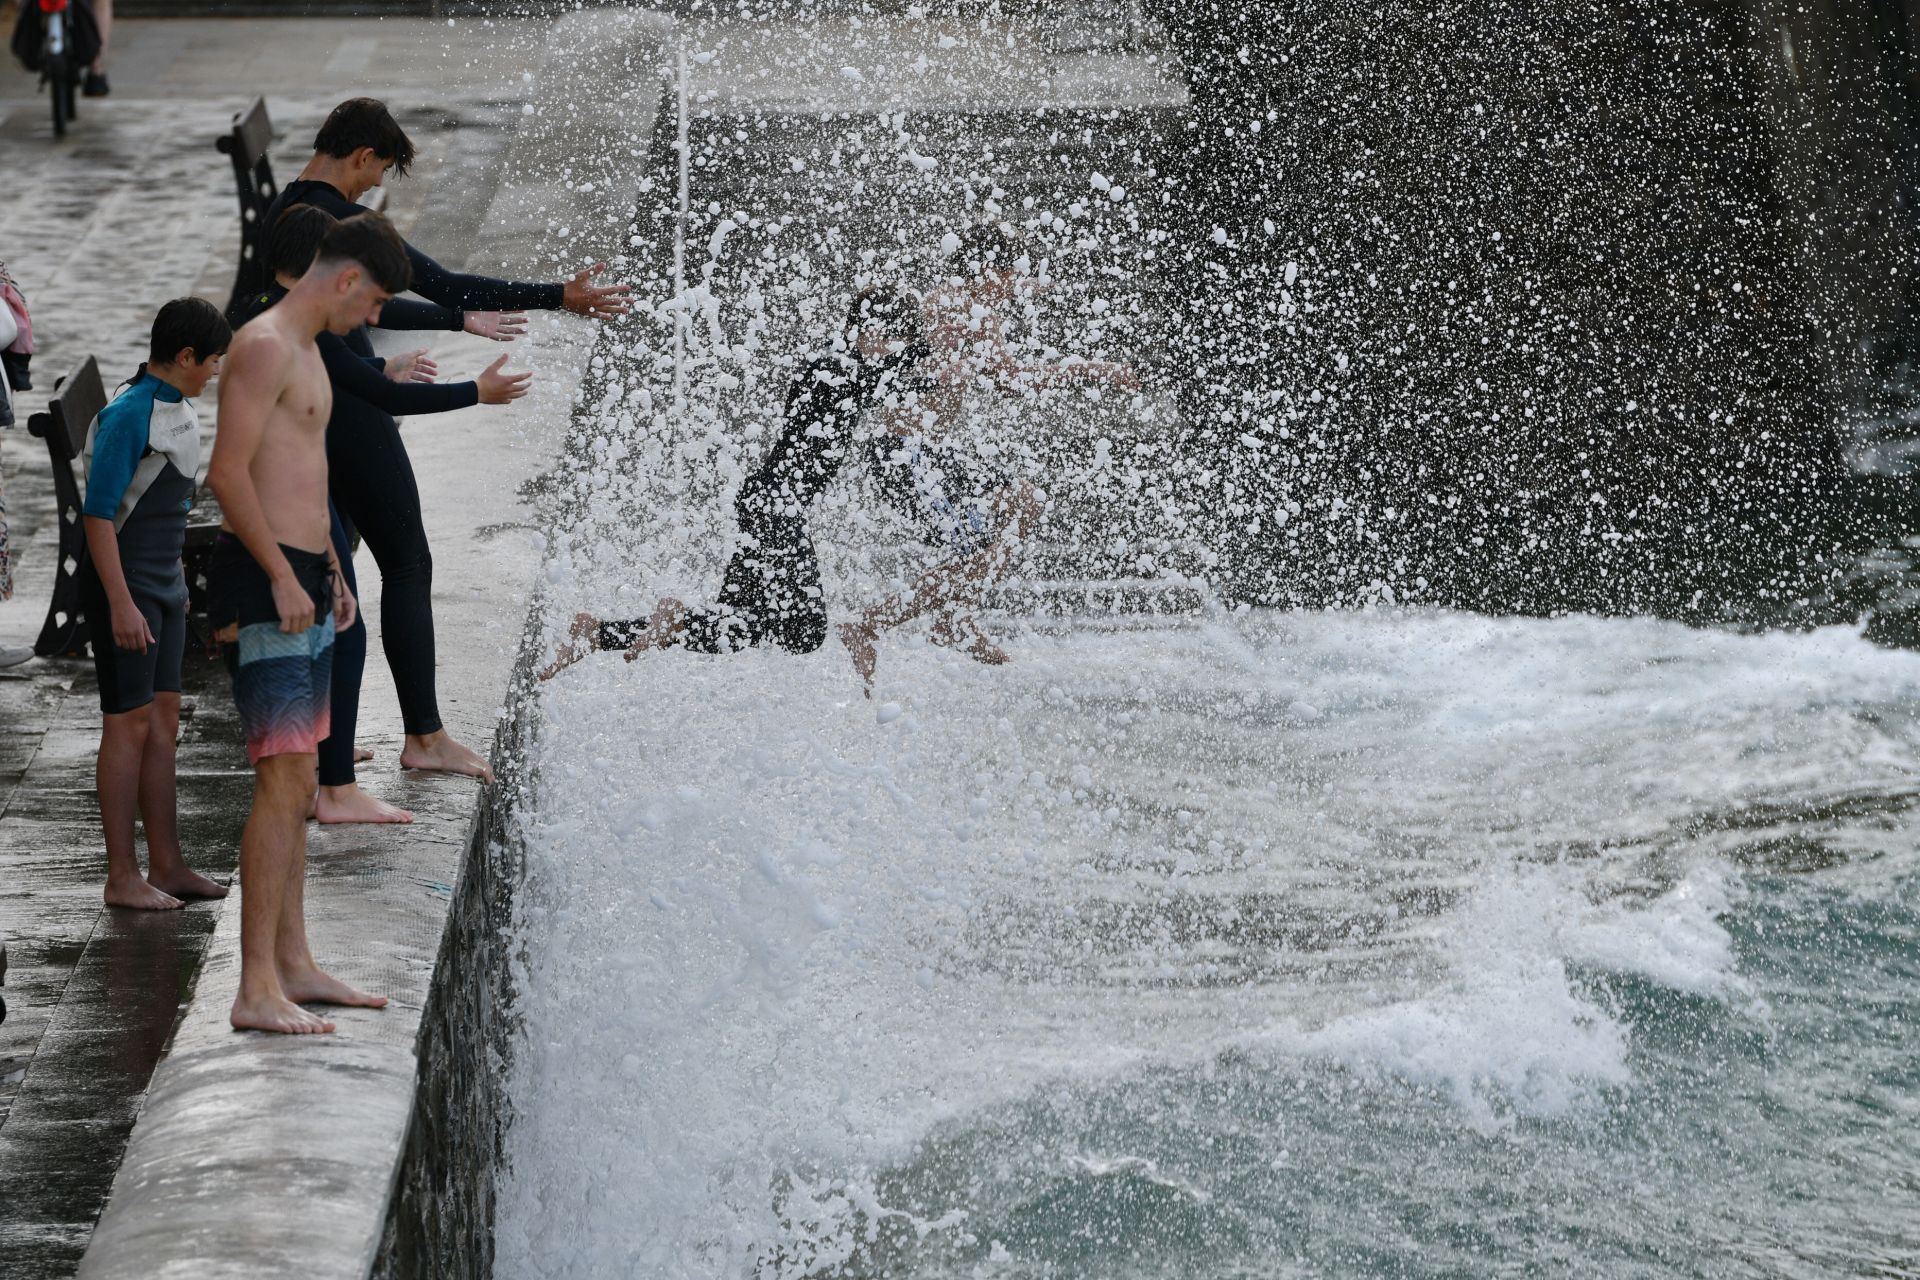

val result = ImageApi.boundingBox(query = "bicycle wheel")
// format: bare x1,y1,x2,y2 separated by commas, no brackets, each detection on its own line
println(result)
46,52,69,137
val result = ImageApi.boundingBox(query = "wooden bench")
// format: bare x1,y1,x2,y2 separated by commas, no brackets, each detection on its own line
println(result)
216,97,279,323
25,356,223,659
25,356,109,658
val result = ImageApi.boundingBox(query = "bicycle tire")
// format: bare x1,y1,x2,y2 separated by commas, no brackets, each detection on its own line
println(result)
47,52,69,137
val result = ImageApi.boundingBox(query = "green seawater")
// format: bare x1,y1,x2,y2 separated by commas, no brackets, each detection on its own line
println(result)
844,870,1920,1279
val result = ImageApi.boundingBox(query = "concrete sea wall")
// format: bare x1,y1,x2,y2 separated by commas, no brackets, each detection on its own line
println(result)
375,627,540,1280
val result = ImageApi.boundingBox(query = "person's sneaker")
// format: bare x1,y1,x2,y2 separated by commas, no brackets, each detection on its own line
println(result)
83,71,110,98
0,646,34,669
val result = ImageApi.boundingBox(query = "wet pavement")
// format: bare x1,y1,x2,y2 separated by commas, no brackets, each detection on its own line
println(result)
0,14,571,1274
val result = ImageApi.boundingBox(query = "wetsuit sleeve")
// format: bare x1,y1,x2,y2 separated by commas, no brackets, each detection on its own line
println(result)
378,296,465,332
82,399,148,520
317,333,481,416
403,239,565,312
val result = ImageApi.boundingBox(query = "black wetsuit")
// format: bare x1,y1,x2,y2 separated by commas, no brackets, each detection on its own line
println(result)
239,285,482,786
598,346,928,656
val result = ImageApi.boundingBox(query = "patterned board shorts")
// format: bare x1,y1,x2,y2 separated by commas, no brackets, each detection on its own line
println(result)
208,534,334,764
232,619,333,764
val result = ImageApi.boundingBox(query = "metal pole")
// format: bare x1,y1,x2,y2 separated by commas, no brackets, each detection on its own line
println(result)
672,39,690,417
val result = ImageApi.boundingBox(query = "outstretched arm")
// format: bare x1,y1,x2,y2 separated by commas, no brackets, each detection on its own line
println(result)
402,240,562,312
404,239,632,319
376,296,464,333
317,331,478,417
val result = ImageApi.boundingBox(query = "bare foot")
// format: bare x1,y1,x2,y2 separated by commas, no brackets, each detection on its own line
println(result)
400,730,496,784
932,617,1010,666
147,866,229,900
354,745,375,763
230,991,334,1035
838,622,877,697
105,874,183,911
316,783,415,825
280,966,388,1009
539,611,602,681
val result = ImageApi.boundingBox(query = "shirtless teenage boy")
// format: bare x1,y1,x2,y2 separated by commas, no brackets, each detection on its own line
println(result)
207,214,407,1035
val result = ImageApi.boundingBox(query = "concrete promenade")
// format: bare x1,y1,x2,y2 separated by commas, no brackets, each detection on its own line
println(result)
0,12,662,1274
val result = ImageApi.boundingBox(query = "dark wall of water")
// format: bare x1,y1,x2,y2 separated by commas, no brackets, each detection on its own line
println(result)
374,626,539,1280
1145,0,1920,621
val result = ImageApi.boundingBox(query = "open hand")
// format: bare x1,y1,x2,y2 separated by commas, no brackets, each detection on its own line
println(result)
561,263,633,321
385,350,437,384
478,354,533,404
465,310,529,341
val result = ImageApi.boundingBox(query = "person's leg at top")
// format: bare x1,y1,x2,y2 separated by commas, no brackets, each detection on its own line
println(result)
314,505,412,824
221,541,386,1033
326,407,494,783
85,0,112,96
840,454,1043,688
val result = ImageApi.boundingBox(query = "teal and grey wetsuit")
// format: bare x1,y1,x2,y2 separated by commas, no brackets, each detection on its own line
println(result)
81,368,199,714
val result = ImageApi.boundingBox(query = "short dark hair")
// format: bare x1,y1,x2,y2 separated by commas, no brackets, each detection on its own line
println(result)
149,297,232,366
312,97,416,177
845,287,925,348
317,212,412,295
267,205,339,280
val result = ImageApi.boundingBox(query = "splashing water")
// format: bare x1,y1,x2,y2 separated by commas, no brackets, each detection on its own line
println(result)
497,7,1920,1277
498,612,1920,1277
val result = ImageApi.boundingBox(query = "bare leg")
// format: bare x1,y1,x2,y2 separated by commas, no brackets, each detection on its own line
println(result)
837,621,878,694
399,729,495,784
265,759,387,1013
840,482,1041,684
140,693,227,900
315,782,414,825
539,611,604,681
99,708,180,910
91,0,112,72
275,849,388,1011
540,599,689,681
621,597,689,661
230,755,334,1034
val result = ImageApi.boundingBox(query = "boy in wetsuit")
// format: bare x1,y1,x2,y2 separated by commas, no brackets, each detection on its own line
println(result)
540,289,928,678
207,213,405,1035
81,298,232,911
261,97,622,783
